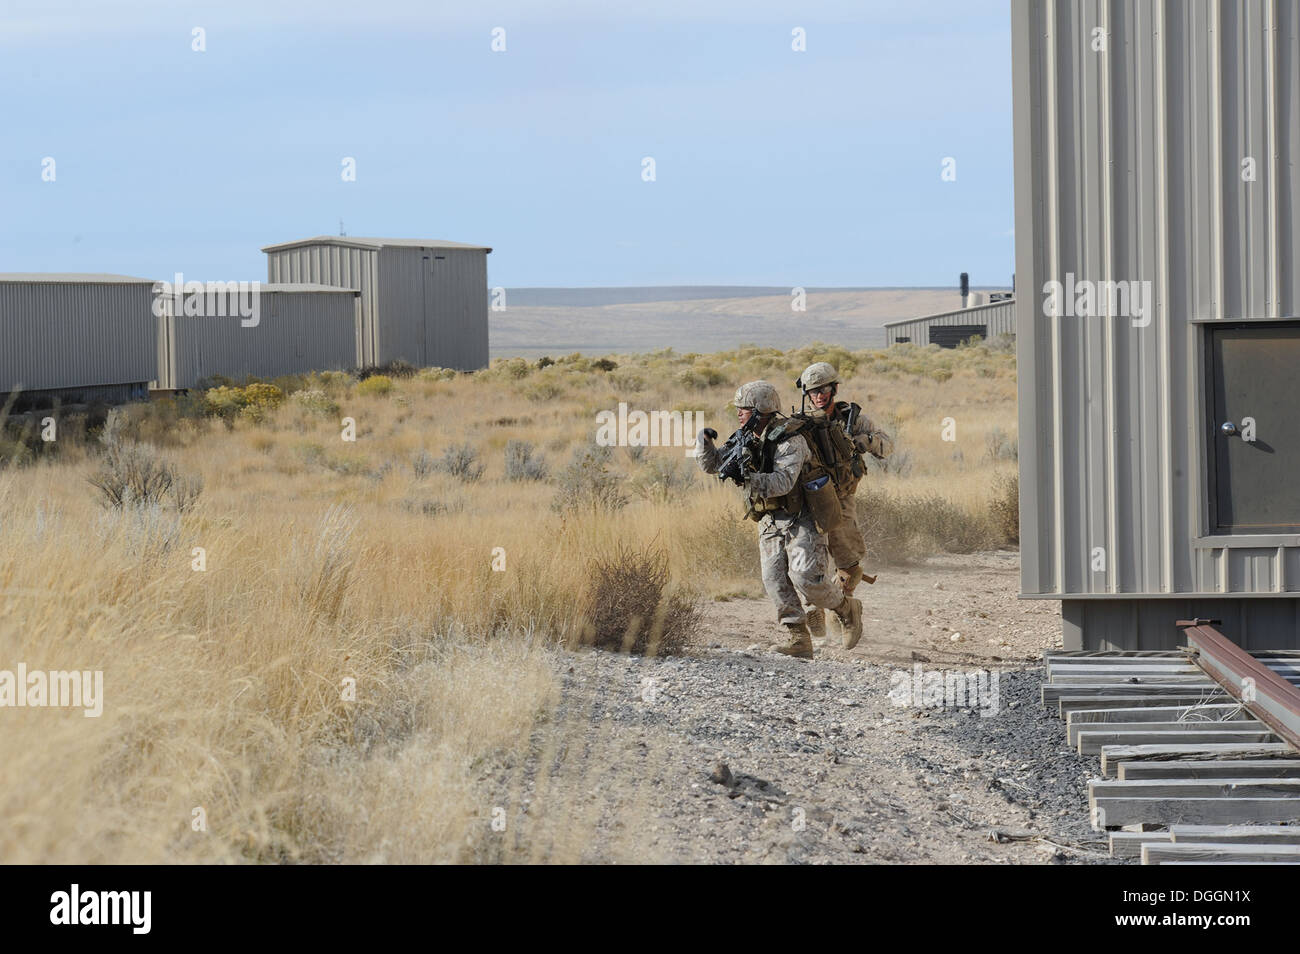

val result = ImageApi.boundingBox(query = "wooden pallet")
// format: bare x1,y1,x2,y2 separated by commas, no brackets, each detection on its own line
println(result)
1043,650,1300,864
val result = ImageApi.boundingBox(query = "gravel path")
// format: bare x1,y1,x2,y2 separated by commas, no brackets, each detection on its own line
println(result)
477,552,1125,864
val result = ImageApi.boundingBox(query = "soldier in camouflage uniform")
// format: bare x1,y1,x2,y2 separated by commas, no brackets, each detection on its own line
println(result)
796,362,893,616
696,380,864,659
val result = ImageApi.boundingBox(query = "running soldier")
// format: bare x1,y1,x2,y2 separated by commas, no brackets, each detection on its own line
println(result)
795,361,893,610
696,380,863,659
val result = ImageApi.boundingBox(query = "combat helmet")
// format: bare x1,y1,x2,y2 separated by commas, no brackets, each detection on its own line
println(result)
798,362,839,392
732,380,781,414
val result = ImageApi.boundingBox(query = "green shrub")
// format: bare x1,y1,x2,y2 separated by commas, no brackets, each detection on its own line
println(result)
522,377,564,402
989,473,1019,545
985,426,1018,462
357,375,393,397
858,492,997,565
628,455,697,502
504,440,548,482
551,445,627,514
437,443,484,481
88,438,202,513
292,389,340,418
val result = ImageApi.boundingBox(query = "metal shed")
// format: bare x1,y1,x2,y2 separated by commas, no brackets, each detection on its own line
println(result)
1012,0,1300,649
0,273,157,405
261,236,492,371
884,299,1017,347
154,284,361,390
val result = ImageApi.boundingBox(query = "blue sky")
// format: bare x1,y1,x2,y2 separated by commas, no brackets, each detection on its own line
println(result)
1,0,1013,287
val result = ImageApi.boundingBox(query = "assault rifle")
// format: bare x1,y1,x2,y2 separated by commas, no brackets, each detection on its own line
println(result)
704,414,762,486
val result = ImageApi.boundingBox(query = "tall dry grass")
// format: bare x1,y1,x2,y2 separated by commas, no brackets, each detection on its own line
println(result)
0,340,1016,862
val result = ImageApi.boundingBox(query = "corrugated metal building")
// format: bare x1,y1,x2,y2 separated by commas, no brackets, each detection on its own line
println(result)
154,284,360,390
1013,0,1300,648
261,236,492,370
884,299,1017,347
0,273,157,405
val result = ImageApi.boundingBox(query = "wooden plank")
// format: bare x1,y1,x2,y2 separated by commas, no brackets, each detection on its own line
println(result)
1143,842,1300,864
1069,720,1263,747
1043,684,1232,706
1044,651,1188,658
1068,704,1249,727
1109,831,1172,858
1100,743,1294,777
1172,832,1300,845
1050,674,1215,685
1091,778,1300,800
1171,824,1300,836
1079,728,1276,756
1058,694,1230,717
1046,651,1300,660
1095,797,1300,827
1049,664,1200,675
1122,760,1300,779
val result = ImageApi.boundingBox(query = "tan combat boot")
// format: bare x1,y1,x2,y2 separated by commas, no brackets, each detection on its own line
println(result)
836,563,864,597
805,607,826,639
834,595,864,650
775,621,814,660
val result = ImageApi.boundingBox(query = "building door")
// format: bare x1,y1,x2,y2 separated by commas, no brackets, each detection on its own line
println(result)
1207,323,1300,533
420,255,432,368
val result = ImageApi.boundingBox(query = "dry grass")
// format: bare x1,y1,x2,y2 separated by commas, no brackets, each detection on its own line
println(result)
0,340,1016,862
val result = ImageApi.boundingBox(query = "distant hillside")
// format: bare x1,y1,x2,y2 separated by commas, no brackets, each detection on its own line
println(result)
490,287,1010,359
501,286,966,307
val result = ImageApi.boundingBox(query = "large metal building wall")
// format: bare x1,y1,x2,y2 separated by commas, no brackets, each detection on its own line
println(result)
155,285,360,390
1012,0,1300,648
265,242,380,367
378,246,489,370
262,237,490,370
0,274,157,403
884,299,1017,346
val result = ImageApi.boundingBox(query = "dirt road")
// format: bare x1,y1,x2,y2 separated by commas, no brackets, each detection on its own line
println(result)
476,551,1120,864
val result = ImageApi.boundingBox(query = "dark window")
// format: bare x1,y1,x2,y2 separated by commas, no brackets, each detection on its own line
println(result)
929,324,987,349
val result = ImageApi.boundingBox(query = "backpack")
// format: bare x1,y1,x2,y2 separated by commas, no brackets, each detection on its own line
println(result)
744,416,842,531
793,402,866,491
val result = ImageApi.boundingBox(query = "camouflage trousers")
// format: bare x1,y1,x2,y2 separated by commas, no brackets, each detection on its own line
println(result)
827,489,865,571
758,511,845,625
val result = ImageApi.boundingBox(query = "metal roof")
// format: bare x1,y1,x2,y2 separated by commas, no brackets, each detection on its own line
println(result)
260,236,492,253
0,273,156,284
883,298,1016,328
255,283,360,294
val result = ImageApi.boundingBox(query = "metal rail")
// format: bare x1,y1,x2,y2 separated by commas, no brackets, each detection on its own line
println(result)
1177,618,1300,752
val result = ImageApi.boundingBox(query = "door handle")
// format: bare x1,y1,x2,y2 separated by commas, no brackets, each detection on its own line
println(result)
1220,421,1239,437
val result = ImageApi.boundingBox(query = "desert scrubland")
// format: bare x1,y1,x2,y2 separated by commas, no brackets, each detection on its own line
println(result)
0,339,1021,862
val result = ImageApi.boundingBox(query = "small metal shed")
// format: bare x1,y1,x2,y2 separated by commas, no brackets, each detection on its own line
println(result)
884,299,1017,347
260,236,492,370
0,273,157,405
1012,0,1300,649
154,284,361,390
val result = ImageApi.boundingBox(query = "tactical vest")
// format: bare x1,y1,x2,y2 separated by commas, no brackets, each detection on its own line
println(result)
745,417,835,524
796,402,866,491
